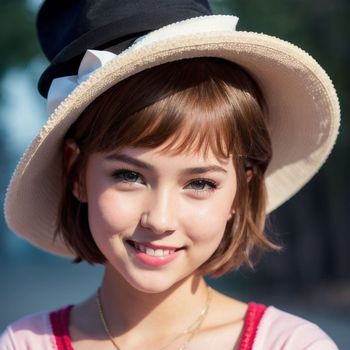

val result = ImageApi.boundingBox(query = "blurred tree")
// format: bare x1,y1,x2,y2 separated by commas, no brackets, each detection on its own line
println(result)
0,0,40,80
0,0,42,254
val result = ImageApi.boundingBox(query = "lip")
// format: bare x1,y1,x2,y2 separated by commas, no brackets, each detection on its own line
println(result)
128,240,184,251
125,240,184,267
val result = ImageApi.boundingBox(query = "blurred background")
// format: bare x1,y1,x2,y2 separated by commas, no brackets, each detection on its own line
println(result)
0,0,349,348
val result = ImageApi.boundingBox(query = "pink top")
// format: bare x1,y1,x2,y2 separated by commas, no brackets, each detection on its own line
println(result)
0,303,338,349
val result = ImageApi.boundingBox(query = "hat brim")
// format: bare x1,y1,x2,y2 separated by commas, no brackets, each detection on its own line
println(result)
4,28,340,257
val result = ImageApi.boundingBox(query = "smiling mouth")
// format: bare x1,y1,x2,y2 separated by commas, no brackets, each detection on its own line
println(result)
126,240,184,257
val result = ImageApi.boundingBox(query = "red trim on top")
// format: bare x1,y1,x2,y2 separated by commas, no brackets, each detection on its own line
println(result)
49,302,265,350
49,305,74,350
239,302,267,350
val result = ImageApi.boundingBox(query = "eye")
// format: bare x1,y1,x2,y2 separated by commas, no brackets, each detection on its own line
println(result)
111,169,145,184
186,179,217,193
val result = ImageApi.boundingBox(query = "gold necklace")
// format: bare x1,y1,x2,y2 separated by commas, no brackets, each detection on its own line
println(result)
96,286,212,350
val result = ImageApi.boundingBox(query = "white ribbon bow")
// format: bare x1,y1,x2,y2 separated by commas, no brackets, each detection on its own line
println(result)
47,15,239,114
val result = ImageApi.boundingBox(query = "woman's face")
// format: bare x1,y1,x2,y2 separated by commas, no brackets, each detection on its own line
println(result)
80,145,237,293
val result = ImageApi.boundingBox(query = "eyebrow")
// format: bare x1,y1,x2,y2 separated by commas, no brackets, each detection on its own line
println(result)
105,153,227,174
106,154,153,170
181,165,227,175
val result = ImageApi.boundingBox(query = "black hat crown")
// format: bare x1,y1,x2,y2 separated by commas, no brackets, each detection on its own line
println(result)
37,0,212,97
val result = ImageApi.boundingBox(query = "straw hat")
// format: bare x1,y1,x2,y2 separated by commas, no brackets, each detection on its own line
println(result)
4,0,340,257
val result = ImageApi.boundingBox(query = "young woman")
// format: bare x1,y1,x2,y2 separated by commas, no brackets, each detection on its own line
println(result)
0,0,340,349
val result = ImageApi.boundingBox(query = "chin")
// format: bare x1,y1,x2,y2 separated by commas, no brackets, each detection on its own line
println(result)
123,267,189,294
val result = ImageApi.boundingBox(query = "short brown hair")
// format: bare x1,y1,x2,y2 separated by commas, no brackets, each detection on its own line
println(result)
56,57,280,276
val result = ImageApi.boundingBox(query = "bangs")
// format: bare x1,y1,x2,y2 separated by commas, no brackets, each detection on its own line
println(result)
70,57,266,163
110,80,235,160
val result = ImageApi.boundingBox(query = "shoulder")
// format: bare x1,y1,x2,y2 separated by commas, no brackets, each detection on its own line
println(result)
253,305,339,350
0,308,61,350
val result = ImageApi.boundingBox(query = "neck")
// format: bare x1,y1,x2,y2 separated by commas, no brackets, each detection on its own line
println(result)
98,264,209,339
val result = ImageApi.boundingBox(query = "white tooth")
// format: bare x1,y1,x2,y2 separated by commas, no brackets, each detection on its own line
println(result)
154,249,164,257
146,248,155,256
163,250,170,256
139,244,146,252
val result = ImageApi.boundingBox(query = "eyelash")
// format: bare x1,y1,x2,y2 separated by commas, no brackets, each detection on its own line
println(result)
112,168,146,184
187,179,218,194
111,168,218,195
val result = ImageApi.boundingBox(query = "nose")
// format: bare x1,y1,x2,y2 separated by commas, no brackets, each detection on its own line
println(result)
140,187,177,234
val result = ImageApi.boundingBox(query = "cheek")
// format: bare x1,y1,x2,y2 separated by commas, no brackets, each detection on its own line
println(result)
86,183,142,238
183,192,235,245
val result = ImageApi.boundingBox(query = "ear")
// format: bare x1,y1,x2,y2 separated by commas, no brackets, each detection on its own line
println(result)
227,169,253,221
246,169,253,183
63,139,87,202
227,209,235,221
227,200,236,220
